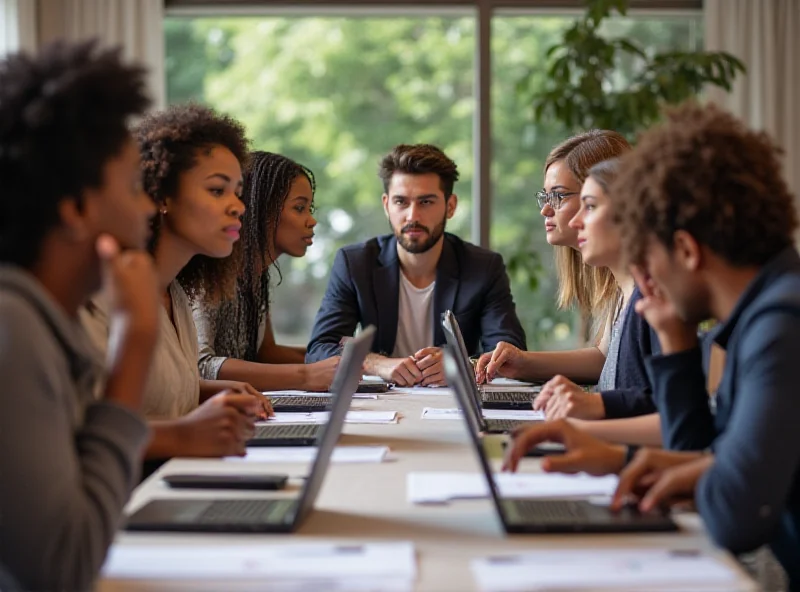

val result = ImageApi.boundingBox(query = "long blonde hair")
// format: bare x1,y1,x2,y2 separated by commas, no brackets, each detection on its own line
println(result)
545,130,631,341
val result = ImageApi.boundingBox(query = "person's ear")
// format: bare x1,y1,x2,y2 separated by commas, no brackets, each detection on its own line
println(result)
382,193,390,218
58,196,93,242
672,230,701,272
446,194,458,219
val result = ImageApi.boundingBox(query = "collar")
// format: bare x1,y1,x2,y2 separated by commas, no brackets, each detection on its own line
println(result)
377,232,459,278
712,247,800,348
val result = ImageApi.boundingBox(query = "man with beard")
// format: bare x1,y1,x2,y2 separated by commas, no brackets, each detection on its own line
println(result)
306,144,525,386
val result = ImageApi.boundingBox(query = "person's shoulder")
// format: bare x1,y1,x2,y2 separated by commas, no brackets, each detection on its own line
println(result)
0,289,57,358
338,235,390,260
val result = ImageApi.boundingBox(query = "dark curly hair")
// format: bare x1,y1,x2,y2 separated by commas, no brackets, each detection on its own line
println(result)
133,103,250,302
612,101,797,267
0,39,149,268
211,151,316,361
378,144,459,197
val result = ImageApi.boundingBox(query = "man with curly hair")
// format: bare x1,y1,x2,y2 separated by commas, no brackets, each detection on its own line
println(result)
0,40,159,590
307,143,526,386
504,102,800,586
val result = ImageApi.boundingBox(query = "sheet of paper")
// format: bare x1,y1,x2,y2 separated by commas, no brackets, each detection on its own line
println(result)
259,410,398,425
390,386,454,396
471,549,749,591
487,377,538,387
420,408,544,421
407,471,618,504
103,541,416,582
481,384,541,394
225,446,390,464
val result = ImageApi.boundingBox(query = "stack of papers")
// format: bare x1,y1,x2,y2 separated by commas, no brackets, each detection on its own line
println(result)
226,446,390,464
420,408,545,421
407,472,618,504
103,541,416,591
471,549,751,591
261,410,399,425
390,386,454,396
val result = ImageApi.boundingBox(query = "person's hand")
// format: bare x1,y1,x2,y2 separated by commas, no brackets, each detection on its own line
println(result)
503,419,626,476
374,356,424,386
413,347,446,386
176,390,259,457
304,357,340,391
631,266,698,354
612,449,710,512
533,375,605,421
213,380,273,419
97,233,159,342
475,342,527,384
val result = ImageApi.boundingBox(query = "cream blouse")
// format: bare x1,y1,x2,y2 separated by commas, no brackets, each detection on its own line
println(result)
80,281,200,420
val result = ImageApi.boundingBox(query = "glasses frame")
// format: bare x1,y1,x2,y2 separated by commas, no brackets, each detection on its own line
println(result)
536,190,578,210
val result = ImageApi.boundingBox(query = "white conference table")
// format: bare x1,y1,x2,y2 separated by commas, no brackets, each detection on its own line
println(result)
98,390,757,591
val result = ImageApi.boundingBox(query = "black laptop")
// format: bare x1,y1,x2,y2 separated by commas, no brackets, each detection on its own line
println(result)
124,327,375,534
269,394,331,413
442,310,540,410
443,348,677,534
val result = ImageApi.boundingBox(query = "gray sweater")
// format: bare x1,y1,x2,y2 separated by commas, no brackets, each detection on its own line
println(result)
0,266,149,591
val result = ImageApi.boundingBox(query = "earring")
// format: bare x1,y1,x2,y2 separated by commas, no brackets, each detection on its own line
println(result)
160,207,167,216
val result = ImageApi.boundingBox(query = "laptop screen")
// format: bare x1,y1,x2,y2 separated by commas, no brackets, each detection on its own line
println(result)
294,325,376,525
442,311,487,425
442,348,512,526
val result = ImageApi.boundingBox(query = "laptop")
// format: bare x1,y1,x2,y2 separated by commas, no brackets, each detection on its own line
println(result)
124,326,376,533
442,310,539,410
442,312,540,434
269,394,330,413
442,348,677,534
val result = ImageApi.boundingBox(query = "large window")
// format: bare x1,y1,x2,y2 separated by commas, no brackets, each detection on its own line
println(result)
164,9,701,349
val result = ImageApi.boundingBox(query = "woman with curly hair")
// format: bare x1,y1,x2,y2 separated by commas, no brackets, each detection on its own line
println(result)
193,151,338,391
82,103,271,462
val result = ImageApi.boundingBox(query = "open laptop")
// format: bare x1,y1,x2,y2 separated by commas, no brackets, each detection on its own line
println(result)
442,312,540,434
124,327,375,533
442,310,539,410
443,348,677,534
267,378,390,413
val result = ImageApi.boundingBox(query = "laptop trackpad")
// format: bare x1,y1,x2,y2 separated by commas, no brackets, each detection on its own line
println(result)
128,500,211,525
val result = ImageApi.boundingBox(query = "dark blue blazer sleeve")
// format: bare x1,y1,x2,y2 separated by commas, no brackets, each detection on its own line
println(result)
305,249,362,362
599,289,658,419
478,253,526,351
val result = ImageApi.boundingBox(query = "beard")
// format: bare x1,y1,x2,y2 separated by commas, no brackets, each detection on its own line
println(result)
393,216,447,254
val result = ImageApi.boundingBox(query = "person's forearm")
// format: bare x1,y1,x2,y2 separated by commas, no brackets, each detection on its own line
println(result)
213,359,307,391
363,353,388,378
257,343,306,365
569,414,663,446
144,420,184,459
103,329,156,411
517,348,606,383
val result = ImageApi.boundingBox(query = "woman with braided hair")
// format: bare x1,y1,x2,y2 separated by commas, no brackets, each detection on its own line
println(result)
194,151,339,391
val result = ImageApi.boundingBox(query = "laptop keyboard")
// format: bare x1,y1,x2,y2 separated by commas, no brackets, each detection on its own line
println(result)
271,396,329,407
485,418,540,432
197,499,296,525
511,499,587,523
254,424,319,439
481,391,533,403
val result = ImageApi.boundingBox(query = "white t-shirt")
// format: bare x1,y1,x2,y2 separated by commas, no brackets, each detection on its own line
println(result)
391,272,436,358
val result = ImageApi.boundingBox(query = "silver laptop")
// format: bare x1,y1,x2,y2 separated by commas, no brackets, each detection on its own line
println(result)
442,310,540,410
442,348,677,534
124,326,375,533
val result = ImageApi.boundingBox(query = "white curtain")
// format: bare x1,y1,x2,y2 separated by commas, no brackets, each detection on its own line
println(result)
36,0,165,108
0,0,37,56
705,0,800,200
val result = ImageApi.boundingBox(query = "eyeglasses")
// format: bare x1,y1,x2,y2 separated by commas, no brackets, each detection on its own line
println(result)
536,190,578,210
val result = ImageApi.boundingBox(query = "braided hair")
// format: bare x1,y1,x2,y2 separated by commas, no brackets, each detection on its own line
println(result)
212,151,316,361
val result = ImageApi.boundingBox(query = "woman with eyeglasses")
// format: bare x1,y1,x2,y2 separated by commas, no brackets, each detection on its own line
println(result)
476,131,658,423
192,151,340,392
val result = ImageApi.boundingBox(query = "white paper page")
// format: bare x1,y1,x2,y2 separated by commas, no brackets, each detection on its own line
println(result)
103,541,416,581
225,446,390,464
259,411,398,426
482,409,544,420
407,472,618,504
487,377,538,387
420,408,544,421
480,384,541,394
471,549,749,592
390,386,454,396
